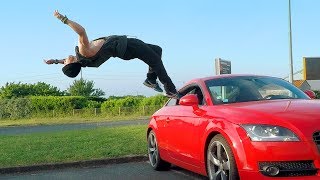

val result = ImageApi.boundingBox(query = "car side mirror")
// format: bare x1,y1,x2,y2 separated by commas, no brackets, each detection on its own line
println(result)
179,94,199,109
304,90,316,99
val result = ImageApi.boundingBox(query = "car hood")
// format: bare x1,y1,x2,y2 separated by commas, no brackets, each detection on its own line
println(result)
213,99,320,137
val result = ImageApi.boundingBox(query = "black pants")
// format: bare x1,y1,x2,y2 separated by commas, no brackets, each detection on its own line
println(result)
122,38,176,93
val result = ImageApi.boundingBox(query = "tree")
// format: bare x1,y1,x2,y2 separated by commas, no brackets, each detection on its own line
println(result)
0,82,64,98
0,82,29,98
68,78,105,97
32,82,65,96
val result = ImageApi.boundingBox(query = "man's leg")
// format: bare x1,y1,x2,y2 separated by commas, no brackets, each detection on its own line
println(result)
141,43,163,92
146,43,162,82
123,38,177,96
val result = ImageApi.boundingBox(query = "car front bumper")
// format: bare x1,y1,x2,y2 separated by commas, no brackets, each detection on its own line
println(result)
237,139,320,179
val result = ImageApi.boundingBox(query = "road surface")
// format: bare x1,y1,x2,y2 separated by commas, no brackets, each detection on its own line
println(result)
1,161,207,180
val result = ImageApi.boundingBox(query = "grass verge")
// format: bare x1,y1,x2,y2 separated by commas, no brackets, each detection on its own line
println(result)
0,125,147,168
0,115,150,127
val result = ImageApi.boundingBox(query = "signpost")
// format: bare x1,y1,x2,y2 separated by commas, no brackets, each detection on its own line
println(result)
215,58,232,100
215,58,231,75
303,57,320,80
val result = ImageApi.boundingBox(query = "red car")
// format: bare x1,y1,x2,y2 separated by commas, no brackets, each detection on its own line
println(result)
147,75,320,180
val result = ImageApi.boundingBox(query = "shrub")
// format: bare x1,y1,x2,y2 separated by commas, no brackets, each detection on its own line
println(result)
86,100,102,108
0,98,32,119
314,90,320,99
140,94,168,106
101,96,144,115
101,95,167,116
29,96,88,116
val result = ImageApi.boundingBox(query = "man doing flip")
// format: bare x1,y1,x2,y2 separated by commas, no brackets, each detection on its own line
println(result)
45,10,178,98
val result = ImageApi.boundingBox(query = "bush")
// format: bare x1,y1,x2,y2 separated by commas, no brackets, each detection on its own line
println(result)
140,94,168,106
101,96,144,115
314,90,320,99
0,98,32,119
0,99,8,118
30,96,89,116
0,82,64,98
101,95,167,116
0,95,167,120
86,100,102,108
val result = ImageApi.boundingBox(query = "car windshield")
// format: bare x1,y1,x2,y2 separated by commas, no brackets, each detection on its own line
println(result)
205,76,310,105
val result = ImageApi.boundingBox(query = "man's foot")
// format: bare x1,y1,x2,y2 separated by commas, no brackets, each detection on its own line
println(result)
164,91,180,99
143,79,163,92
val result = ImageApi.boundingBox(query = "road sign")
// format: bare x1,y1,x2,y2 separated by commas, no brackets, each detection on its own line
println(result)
215,58,231,75
303,57,320,80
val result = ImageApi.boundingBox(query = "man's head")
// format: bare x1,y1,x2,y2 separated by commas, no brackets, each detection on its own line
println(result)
62,55,81,78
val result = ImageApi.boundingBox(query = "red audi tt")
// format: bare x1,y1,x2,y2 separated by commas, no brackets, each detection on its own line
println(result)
147,75,320,180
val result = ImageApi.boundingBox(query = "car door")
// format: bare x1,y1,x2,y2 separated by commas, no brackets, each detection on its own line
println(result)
155,97,179,154
166,85,205,168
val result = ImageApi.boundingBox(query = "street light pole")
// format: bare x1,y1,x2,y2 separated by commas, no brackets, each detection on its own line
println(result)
288,0,294,83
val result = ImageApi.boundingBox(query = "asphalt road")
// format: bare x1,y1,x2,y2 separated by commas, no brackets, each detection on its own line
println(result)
0,161,207,180
0,119,149,135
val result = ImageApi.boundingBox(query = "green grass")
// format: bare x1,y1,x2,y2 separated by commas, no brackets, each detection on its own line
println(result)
0,125,148,168
0,115,150,127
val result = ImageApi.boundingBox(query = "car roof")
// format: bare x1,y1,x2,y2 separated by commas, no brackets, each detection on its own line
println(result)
184,74,274,85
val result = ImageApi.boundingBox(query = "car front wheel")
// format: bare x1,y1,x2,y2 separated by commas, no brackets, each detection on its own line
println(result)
148,130,171,170
206,134,239,180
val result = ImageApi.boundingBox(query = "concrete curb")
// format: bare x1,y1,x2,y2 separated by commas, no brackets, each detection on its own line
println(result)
0,155,148,174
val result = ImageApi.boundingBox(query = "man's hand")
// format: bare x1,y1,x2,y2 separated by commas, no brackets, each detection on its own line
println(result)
44,59,55,65
44,59,65,65
54,10,63,20
44,59,54,64
54,10,68,24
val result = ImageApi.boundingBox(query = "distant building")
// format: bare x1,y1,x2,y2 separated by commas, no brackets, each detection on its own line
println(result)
303,57,320,90
306,80,320,91
284,70,320,91
293,80,311,91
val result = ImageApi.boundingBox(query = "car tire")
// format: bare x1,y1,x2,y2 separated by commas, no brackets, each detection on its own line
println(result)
148,130,171,170
206,134,239,180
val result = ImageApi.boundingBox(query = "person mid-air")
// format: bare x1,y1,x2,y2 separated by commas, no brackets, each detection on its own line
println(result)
44,10,178,98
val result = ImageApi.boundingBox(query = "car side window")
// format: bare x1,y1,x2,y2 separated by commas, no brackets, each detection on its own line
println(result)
193,87,205,105
166,98,178,106
166,85,205,106
181,86,205,106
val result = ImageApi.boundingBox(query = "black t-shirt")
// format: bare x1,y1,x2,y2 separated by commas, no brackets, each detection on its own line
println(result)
75,35,127,67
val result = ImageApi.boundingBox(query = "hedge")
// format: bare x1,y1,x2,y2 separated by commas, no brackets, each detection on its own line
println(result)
30,96,88,112
0,98,32,119
0,95,168,119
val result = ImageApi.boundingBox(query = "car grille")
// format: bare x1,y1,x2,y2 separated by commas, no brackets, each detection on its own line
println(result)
259,161,317,177
313,131,320,152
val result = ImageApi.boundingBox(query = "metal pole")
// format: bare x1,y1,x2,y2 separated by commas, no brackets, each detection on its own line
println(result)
288,0,294,83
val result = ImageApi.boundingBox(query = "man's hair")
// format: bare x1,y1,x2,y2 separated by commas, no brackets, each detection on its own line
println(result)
62,62,81,78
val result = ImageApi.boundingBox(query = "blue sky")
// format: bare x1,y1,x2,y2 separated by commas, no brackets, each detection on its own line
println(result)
1,0,320,97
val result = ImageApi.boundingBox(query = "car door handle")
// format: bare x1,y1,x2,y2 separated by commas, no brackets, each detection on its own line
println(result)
166,117,170,122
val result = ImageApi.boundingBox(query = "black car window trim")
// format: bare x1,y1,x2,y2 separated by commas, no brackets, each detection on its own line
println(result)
178,83,206,106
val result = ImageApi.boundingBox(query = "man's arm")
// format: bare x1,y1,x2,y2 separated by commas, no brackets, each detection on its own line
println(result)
54,10,90,48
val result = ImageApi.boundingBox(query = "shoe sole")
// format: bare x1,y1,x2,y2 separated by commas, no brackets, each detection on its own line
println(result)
143,82,163,93
164,93,179,99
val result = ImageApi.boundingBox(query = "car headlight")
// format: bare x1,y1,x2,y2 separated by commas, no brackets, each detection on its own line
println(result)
242,125,299,142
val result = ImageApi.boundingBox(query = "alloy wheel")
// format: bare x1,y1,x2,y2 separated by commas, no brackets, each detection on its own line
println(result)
207,141,231,180
148,132,158,167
